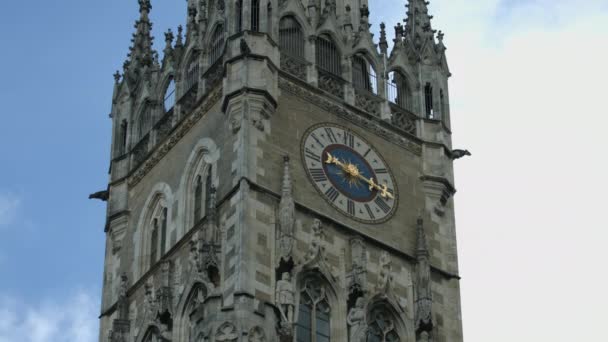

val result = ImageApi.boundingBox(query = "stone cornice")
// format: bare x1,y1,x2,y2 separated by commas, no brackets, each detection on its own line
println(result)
278,76,423,156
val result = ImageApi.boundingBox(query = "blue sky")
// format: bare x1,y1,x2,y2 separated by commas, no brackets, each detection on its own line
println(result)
1,0,607,341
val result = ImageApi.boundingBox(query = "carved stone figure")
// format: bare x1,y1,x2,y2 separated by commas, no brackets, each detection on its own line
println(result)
275,272,295,323
377,251,394,294
303,219,325,265
347,237,368,295
347,297,367,342
116,273,129,320
277,156,295,264
419,331,431,342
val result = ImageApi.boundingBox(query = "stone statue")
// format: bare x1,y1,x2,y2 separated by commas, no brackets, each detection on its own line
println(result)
377,251,393,294
347,297,367,342
304,219,324,265
275,272,295,323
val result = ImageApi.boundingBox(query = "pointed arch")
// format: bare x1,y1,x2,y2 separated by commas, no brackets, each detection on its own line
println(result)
316,33,341,76
174,282,211,342
294,269,343,342
279,15,305,60
179,138,219,238
134,183,174,278
365,295,411,342
387,69,414,112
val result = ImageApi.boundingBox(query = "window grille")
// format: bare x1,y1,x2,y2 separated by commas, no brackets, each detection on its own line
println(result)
194,175,203,223
137,107,152,140
251,0,260,32
164,78,176,112
185,59,199,94
387,71,412,111
316,35,341,76
352,55,377,93
279,17,304,59
424,83,434,119
235,0,243,32
296,280,331,342
210,25,226,66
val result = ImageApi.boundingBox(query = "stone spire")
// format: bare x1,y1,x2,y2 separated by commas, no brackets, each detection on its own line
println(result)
404,0,436,49
379,22,388,54
127,0,156,72
415,215,434,336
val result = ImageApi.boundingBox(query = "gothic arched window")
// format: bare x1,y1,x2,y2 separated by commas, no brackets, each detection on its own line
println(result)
194,175,203,223
137,105,152,140
424,82,434,119
388,71,412,111
296,279,331,342
440,88,446,120
164,78,176,112
160,207,168,256
316,34,341,76
185,56,199,94
366,307,400,342
279,16,304,60
210,25,226,66
251,0,260,32
150,218,159,269
118,119,128,154
352,54,377,94
235,0,243,32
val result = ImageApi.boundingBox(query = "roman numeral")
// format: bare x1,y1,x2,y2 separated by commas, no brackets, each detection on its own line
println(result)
363,148,372,158
374,168,388,174
343,131,355,148
309,168,327,182
324,187,340,202
364,204,375,220
310,133,325,149
374,196,391,214
325,128,337,143
305,148,321,162
347,200,355,216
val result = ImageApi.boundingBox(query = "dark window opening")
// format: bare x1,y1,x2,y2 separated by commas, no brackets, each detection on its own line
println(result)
267,3,273,33
150,218,158,268
160,208,168,256
251,0,260,32
210,25,226,66
194,175,203,223
279,16,305,60
388,71,412,111
316,35,341,76
235,0,243,32
119,120,128,154
352,55,377,93
425,82,434,119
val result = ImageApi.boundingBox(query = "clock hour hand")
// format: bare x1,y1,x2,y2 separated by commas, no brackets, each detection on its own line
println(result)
324,153,394,200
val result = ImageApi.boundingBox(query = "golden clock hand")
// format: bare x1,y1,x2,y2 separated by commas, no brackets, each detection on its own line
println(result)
324,152,394,199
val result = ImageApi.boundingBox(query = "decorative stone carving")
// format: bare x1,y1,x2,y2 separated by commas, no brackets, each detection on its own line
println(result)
347,297,367,342
346,237,367,295
216,322,238,342
248,326,266,342
280,54,307,80
318,70,345,99
367,308,399,342
277,156,295,265
142,282,159,325
158,261,173,314
278,77,422,156
275,272,295,323
415,216,433,333
377,251,394,295
302,219,326,268
354,89,382,117
116,273,129,320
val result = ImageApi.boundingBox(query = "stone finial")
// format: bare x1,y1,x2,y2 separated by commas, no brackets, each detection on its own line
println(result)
379,22,388,54
360,4,370,18
176,25,184,47
113,71,122,83
164,29,174,47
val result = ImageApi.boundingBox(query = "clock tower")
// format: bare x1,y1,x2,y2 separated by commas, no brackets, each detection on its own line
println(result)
98,0,464,341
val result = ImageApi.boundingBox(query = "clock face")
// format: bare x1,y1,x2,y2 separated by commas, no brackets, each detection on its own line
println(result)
301,123,398,224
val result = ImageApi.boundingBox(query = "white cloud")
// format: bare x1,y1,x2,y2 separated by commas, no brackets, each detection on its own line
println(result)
0,290,98,342
367,1,608,341
0,193,20,227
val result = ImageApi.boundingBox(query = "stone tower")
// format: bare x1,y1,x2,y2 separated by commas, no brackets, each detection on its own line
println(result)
98,0,463,341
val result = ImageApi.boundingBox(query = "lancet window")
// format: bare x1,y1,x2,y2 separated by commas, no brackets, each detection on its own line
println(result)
251,0,260,32
387,71,413,111
209,25,226,66
163,78,176,112
352,54,377,94
316,34,341,76
296,278,331,342
235,0,243,32
424,82,434,119
279,16,304,59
